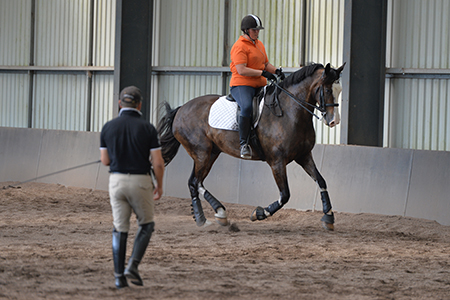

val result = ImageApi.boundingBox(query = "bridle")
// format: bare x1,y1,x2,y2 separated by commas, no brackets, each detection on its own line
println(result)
269,77,339,120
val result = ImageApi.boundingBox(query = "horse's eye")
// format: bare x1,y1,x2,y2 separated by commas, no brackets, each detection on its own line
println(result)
325,88,332,94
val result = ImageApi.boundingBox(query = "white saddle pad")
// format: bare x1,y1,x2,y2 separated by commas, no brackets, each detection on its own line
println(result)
208,96,239,131
208,96,265,131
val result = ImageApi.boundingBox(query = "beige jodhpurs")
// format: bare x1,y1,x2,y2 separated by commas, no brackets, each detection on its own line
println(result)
109,173,154,232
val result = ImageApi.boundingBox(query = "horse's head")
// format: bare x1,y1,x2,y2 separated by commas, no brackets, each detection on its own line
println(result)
314,63,346,128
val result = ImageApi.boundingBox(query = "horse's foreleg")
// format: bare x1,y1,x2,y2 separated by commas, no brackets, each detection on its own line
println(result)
296,154,334,230
198,185,228,226
251,162,290,221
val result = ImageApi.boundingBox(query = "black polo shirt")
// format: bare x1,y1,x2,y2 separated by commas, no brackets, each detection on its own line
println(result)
100,108,161,174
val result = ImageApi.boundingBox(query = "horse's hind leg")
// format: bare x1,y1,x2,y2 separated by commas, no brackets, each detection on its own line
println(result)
296,153,334,231
188,170,207,226
188,152,228,227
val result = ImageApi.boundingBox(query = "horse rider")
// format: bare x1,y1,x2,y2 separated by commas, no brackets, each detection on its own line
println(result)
100,86,165,289
229,14,285,159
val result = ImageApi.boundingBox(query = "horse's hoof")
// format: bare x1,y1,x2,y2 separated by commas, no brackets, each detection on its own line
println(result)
214,207,229,226
200,220,214,227
322,221,334,231
250,206,267,221
321,212,335,231
215,217,229,226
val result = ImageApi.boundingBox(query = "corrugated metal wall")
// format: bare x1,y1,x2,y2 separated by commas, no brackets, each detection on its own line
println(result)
34,0,90,66
386,0,450,151
33,0,90,130
0,73,29,128
91,0,116,132
0,0,31,128
0,0,115,132
0,0,31,65
306,0,344,144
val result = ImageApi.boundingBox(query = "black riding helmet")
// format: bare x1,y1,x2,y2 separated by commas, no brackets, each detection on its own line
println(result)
241,14,264,32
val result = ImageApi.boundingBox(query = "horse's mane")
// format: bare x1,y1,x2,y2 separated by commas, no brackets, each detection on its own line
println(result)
280,63,324,88
259,63,325,99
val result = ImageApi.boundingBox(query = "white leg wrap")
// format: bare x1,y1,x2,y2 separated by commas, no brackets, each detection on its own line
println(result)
198,186,206,196
215,207,227,219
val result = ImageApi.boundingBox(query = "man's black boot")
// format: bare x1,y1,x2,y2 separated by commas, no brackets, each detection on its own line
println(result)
112,228,128,289
124,222,154,286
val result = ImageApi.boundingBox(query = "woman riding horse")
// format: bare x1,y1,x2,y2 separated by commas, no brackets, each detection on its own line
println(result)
230,14,285,159
157,62,345,230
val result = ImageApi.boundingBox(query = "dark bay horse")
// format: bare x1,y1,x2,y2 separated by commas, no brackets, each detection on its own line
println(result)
157,63,345,230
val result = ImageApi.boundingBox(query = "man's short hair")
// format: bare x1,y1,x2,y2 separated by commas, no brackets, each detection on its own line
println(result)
119,86,142,107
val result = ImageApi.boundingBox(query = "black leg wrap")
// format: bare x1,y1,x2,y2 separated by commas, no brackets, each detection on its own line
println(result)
321,212,335,224
250,206,268,221
204,190,225,212
191,197,206,226
112,229,128,289
321,191,332,215
266,200,283,216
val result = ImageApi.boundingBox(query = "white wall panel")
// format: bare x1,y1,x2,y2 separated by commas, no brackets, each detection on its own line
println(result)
34,0,91,67
0,74,29,128
307,0,344,145
33,74,88,131
387,0,450,151
389,78,450,151
156,0,224,67
0,0,31,65
90,74,114,132
93,0,115,67
388,0,450,69
0,1,31,128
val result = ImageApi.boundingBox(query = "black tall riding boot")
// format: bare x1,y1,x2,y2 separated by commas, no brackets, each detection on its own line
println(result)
112,228,128,289
239,116,252,159
124,222,154,286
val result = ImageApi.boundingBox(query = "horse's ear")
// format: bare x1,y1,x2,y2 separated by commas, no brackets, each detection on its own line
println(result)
336,62,346,74
325,63,331,75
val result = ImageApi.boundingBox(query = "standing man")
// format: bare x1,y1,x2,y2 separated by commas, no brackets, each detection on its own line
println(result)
100,86,165,289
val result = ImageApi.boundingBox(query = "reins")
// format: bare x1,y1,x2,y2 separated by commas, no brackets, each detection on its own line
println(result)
268,79,321,119
267,75,339,120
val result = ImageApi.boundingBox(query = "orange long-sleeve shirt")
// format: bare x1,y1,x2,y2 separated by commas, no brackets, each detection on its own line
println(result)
230,36,269,88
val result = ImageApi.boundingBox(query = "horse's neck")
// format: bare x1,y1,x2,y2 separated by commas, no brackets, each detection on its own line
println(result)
282,78,317,120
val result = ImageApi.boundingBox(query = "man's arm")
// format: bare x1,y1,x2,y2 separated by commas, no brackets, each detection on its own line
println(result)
100,148,110,166
150,149,165,200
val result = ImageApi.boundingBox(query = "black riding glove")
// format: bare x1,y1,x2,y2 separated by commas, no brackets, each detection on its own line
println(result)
275,68,286,80
261,70,277,82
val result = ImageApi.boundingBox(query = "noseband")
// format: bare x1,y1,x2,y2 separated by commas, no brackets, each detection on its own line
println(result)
316,85,339,114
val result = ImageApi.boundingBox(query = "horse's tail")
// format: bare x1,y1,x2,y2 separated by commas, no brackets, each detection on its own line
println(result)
157,102,181,166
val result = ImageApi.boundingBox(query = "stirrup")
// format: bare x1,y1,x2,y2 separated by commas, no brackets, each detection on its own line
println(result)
240,144,252,159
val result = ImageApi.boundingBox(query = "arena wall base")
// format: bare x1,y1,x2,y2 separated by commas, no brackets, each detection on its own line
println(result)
0,127,448,226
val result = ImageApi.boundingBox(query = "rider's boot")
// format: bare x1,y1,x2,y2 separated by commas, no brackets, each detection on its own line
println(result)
239,115,252,159
124,222,154,286
112,228,128,289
